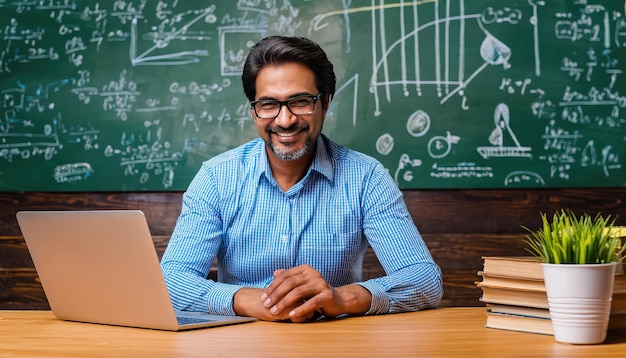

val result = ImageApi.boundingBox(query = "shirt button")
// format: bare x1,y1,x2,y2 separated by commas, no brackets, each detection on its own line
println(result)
280,235,288,242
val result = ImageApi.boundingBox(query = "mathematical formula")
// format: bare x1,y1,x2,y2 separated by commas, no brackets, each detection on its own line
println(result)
0,0,624,190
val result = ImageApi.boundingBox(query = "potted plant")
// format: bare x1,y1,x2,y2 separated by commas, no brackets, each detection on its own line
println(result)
523,209,625,344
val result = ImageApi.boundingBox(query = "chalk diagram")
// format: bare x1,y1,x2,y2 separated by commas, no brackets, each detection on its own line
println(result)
394,153,422,183
367,0,533,115
3,1,623,190
129,6,216,66
479,103,541,187
0,83,66,162
477,103,531,159
429,131,461,159
504,170,545,187
353,0,539,186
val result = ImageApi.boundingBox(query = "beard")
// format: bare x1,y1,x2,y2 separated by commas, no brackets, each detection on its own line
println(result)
266,125,313,161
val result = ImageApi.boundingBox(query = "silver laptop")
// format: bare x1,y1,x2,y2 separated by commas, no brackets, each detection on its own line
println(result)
16,210,256,331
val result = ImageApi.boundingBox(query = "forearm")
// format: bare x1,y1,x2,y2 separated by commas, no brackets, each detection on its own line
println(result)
161,265,241,315
360,262,443,314
233,287,267,318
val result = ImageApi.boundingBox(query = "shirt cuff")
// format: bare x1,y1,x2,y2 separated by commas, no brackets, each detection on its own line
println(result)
356,282,389,315
206,283,244,315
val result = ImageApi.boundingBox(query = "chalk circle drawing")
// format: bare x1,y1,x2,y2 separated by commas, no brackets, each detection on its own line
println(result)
504,171,545,187
477,103,532,159
406,109,430,137
376,133,394,155
394,153,422,184
428,131,460,159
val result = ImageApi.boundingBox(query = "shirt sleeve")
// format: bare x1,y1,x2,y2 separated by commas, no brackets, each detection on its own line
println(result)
160,164,242,315
358,161,444,314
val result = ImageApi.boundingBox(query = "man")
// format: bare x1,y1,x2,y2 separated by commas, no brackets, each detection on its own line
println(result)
161,36,443,322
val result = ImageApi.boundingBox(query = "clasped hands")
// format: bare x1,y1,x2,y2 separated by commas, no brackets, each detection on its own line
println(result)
233,264,371,322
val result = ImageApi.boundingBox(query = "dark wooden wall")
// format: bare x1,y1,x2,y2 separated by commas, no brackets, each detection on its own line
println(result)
1,188,625,309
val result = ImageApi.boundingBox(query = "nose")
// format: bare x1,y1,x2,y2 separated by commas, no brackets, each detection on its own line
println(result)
273,104,298,128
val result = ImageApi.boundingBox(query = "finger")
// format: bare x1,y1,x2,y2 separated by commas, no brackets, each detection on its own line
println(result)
262,267,308,309
262,268,292,298
260,269,287,304
288,299,322,321
267,282,316,316
288,308,318,323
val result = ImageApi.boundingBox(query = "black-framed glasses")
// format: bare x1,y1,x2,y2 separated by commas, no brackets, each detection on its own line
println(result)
250,93,322,119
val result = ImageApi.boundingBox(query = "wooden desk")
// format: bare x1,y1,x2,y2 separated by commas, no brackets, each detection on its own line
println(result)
1,308,625,357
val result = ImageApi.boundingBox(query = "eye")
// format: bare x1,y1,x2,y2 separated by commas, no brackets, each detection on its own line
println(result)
257,101,279,109
289,97,313,107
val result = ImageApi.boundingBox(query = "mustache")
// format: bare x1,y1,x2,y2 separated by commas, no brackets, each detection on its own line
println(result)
266,124,309,134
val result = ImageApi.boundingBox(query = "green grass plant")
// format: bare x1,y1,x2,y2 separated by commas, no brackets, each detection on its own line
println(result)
523,209,625,264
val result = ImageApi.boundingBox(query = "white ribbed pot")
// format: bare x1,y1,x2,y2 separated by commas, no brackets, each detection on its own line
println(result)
542,262,617,344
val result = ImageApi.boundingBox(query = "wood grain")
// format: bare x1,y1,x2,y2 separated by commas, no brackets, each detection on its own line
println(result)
1,308,625,356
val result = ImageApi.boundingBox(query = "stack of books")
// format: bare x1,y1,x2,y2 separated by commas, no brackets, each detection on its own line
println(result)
477,256,626,335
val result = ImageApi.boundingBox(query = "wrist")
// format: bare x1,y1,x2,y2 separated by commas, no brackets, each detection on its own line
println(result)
233,287,263,317
335,284,372,316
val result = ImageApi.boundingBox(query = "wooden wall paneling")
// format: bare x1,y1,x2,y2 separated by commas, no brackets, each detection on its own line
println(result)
1,188,624,309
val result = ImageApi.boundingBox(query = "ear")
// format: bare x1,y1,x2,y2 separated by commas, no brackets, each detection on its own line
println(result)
322,94,332,114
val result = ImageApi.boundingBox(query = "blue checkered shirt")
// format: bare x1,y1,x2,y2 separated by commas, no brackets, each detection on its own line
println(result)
161,135,443,315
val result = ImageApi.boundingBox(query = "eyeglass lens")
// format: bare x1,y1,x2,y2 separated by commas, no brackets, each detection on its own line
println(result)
253,94,318,119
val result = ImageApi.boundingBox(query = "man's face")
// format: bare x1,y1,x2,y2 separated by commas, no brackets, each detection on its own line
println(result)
251,62,326,162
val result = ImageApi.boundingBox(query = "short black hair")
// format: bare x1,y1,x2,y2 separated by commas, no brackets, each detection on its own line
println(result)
242,36,336,107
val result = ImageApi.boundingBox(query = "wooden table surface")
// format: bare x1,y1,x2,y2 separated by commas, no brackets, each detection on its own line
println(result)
1,307,625,357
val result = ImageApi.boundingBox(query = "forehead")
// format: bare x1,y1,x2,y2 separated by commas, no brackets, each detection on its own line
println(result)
255,62,317,99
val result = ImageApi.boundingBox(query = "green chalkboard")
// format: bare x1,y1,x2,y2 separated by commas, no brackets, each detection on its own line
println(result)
1,1,624,191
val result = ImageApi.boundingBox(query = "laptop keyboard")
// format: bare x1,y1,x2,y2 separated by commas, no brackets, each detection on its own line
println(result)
176,315,217,325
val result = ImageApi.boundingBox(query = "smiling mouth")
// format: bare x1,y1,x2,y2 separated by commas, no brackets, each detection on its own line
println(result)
275,130,300,137
270,125,308,140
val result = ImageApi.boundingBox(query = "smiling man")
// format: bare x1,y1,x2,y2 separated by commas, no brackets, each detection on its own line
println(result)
160,36,443,322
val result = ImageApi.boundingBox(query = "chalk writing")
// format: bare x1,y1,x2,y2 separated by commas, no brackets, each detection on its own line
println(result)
0,0,623,191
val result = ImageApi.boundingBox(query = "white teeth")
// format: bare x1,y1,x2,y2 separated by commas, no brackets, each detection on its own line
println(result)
277,131,298,137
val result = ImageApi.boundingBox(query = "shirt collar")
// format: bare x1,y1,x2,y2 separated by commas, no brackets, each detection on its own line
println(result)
309,134,334,182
